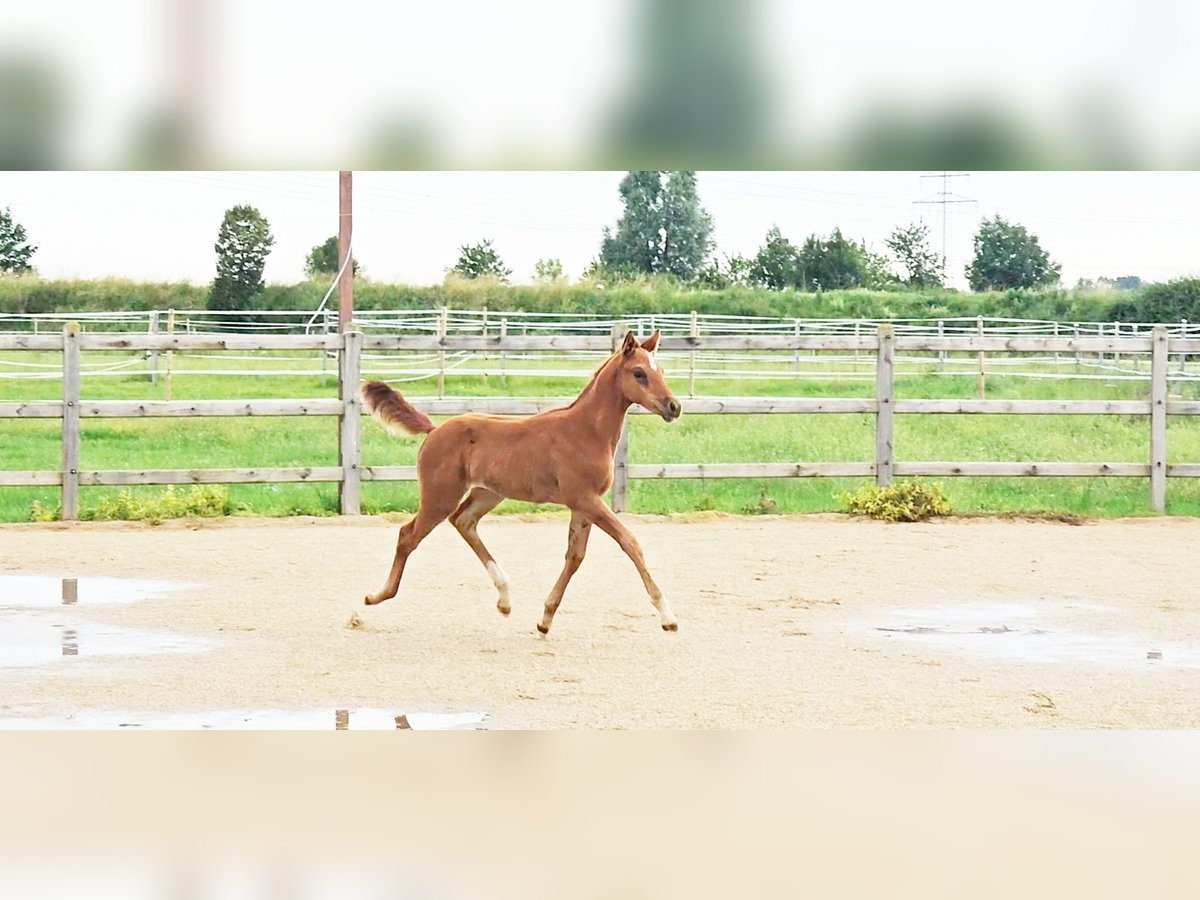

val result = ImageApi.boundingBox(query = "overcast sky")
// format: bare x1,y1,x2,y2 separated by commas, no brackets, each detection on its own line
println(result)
2,171,1199,290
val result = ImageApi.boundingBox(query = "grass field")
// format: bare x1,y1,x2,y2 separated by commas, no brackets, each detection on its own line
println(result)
3,347,1200,521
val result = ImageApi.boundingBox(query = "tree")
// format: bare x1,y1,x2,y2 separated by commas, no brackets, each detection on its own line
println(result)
304,236,359,278
965,215,1060,291
209,205,274,311
798,228,870,290
1101,275,1142,291
885,222,942,288
598,171,714,280
450,240,511,281
750,226,801,290
696,253,753,289
0,206,37,274
533,258,565,283
659,171,714,281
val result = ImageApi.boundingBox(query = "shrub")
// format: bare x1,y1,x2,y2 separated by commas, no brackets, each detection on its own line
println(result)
842,481,951,522
82,485,233,522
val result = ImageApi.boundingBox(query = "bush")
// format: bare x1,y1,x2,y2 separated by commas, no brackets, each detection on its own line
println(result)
28,485,236,523
842,481,951,522
1132,278,1200,324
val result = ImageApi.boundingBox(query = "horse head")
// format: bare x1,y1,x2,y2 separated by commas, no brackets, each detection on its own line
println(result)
615,330,681,423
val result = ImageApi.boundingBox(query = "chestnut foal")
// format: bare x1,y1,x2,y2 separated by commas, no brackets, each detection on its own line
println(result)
361,330,682,634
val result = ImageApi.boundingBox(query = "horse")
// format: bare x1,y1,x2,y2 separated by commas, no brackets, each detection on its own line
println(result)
360,329,682,634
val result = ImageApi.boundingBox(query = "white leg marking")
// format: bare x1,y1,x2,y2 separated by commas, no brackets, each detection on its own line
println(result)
654,593,678,631
486,560,511,611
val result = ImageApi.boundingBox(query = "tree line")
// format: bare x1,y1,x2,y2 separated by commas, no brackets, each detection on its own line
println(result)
0,176,1160,317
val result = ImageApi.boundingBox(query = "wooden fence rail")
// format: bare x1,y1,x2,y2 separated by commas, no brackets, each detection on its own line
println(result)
1,325,1196,518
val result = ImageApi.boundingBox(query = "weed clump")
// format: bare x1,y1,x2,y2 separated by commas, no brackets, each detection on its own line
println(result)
85,485,233,522
30,485,235,523
842,481,951,522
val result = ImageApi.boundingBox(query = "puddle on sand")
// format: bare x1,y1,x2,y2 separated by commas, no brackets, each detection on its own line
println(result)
0,576,204,668
0,611,209,668
874,604,1200,669
0,708,489,731
0,575,185,609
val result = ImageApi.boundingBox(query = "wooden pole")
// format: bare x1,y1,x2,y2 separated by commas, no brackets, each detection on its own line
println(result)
338,171,353,333
339,326,363,515
481,306,489,386
61,323,81,520
148,309,159,384
500,317,507,383
1150,326,1168,513
437,306,448,399
976,315,986,399
690,310,699,397
875,324,894,487
164,309,176,401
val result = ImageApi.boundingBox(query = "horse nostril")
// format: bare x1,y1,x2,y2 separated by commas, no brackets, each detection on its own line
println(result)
668,399,682,418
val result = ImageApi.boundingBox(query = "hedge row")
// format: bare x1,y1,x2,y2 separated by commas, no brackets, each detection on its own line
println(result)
3,275,1199,323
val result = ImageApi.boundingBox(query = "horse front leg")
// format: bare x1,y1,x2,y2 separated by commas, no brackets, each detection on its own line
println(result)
537,510,592,635
576,499,677,632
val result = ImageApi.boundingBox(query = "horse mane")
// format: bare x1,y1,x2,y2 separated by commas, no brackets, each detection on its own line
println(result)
564,348,621,410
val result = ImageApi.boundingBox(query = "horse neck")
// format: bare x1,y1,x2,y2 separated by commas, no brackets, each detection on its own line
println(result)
566,356,630,446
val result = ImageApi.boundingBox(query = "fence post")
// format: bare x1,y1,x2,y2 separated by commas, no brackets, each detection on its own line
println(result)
500,316,508,382
937,319,946,370
976,315,986,399
148,310,159,384
689,310,699,397
437,306,448,399
875,324,894,487
1150,325,1168,513
61,323,81,521
164,309,176,401
481,306,489,386
610,324,630,512
339,326,363,516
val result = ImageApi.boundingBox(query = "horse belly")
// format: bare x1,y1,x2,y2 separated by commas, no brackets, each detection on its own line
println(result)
465,450,563,504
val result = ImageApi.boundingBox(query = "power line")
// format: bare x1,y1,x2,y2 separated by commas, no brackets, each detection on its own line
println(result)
913,172,976,275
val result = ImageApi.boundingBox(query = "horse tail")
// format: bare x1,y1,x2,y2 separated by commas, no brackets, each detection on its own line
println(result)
361,381,436,435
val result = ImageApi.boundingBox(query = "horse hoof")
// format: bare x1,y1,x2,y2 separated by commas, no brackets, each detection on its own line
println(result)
497,603,511,617
536,623,549,635
662,622,679,632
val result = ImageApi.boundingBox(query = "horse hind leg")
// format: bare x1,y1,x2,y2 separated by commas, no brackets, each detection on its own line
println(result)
449,488,510,615
364,495,459,606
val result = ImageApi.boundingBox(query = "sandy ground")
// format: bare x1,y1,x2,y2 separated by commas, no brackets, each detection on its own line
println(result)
1,512,1198,728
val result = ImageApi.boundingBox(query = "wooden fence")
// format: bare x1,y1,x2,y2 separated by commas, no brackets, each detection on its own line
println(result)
1,324,1197,519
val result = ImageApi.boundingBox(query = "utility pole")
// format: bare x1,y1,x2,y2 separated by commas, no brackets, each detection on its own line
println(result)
914,172,974,280
338,170,353,332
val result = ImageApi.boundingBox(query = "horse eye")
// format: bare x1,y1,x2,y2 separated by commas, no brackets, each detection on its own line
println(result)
633,368,648,384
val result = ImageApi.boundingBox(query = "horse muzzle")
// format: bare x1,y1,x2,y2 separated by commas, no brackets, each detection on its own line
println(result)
660,398,682,422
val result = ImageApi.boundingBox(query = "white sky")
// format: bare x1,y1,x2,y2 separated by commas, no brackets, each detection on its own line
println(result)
1,171,1199,290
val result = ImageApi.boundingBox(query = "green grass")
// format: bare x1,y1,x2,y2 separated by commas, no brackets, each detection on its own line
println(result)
3,348,1200,521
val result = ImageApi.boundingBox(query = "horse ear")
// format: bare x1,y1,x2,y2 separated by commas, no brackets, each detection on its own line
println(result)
641,330,661,353
621,330,638,356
